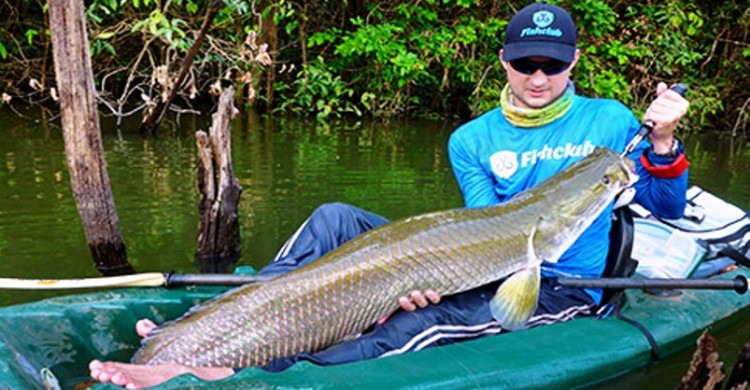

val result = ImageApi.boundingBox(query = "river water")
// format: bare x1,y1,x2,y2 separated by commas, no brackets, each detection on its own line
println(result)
0,105,748,387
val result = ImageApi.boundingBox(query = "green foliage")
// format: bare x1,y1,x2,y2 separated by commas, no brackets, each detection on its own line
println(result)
450,0,475,7
24,29,39,46
556,0,731,131
130,0,144,9
271,0,747,130
277,57,361,121
566,0,616,38
269,0,297,34
282,2,506,118
0,0,747,131
92,33,116,56
131,10,190,50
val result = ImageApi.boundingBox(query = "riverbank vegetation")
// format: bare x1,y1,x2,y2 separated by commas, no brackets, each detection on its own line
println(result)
0,0,747,133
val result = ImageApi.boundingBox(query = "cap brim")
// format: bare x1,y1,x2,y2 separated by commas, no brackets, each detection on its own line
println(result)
502,42,576,63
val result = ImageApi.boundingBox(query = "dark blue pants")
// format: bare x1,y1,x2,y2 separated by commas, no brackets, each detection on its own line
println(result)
258,202,389,276
256,203,595,372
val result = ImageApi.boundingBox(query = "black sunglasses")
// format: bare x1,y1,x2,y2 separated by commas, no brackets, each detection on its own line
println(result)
509,58,570,76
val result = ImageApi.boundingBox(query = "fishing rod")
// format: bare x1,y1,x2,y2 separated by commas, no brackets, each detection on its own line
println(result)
621,83,688,157
0,272,746,294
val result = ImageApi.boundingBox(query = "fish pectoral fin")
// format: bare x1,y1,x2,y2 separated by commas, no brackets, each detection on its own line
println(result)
489,264,540,331
528,216,558,264
527,220,541,263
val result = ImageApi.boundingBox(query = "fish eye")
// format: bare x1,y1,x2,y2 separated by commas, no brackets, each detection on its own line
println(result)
602,175,611,185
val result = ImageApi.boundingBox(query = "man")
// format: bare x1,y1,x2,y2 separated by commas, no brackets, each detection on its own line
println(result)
90,3,689,388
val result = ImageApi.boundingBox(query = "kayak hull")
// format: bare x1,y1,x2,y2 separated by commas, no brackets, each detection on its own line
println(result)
0,267,748,389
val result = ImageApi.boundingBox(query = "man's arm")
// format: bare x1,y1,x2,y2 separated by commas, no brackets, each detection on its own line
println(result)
447,131,501,208
628,83,690,218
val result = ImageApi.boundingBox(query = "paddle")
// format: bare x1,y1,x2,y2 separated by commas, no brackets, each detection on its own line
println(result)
0,272,746,294
557,276,748,294
0,272,274,290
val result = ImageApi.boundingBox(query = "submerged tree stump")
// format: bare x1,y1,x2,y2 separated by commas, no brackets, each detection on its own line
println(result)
678,331,750,390
678,331,725,390
48,0,134,275
195,87,242,272
725,342,750,389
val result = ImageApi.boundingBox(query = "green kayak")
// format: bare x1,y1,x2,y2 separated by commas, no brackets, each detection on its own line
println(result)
1,186,748,389
0,266,748,389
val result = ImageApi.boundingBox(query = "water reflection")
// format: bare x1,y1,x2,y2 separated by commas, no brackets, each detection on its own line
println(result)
1,108,749,304
0,108,464,305
685,132,750,208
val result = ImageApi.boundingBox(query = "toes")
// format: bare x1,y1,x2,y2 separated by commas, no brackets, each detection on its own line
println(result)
111,372,132,387
136,319,158,338
98,371,112,382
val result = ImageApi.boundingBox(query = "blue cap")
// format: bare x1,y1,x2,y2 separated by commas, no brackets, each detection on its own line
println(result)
502,3,577,63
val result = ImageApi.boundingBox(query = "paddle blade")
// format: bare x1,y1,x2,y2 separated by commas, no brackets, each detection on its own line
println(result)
0,273,167,289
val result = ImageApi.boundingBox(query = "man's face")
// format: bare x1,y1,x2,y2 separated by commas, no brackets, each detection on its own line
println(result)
500,50,580,109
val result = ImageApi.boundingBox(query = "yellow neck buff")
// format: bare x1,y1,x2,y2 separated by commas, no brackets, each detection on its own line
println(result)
500,83,574,128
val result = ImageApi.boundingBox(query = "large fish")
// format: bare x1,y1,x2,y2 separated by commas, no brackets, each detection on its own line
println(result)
133,147,637,368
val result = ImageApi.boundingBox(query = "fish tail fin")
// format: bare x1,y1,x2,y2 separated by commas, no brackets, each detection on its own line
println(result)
489,263,540,331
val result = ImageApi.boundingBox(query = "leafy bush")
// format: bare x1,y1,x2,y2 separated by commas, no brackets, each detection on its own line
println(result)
0,0,747,132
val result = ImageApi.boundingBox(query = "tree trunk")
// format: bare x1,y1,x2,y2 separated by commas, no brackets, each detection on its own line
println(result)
262,1,279,112
139,0,221,136
48,0,134,275
195,87,243,273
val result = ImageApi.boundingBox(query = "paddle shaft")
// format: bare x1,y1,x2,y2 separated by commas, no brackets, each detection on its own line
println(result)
165,272,275,286
166,273,750,296
1,272,746,295
168,274,750,295
558,275,748,294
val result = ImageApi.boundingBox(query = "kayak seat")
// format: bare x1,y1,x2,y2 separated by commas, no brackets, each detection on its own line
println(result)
598,206,638,311
598,206,660,362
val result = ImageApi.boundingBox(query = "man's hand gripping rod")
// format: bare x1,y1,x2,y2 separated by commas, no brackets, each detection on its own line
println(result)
620,83,688,158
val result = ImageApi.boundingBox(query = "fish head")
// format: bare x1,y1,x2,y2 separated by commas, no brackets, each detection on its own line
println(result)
618,155,638,188
533,147,636,262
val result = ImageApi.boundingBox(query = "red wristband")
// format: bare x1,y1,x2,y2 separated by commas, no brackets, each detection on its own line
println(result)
640,153,690,179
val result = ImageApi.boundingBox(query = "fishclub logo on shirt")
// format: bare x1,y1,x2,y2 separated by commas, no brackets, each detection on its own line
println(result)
489,141,596,179
489,151,519,179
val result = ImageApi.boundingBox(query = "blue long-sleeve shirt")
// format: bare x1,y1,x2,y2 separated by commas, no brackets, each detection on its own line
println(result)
447,94,688,303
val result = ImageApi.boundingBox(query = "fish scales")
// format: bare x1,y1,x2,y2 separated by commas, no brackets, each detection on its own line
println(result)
132,147,635,368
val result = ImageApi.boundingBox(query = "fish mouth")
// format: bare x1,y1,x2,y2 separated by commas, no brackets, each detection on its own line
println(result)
619,157,639,187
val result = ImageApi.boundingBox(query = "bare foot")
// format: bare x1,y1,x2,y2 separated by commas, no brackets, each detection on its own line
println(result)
89,359,233,389
135,319,158,338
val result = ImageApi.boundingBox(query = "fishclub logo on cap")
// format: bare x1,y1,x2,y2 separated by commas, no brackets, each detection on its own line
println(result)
532,11,554,28
502,3,577,63
520,10,563,38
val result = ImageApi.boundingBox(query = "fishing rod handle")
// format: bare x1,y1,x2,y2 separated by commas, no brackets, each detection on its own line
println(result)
622,83,689,156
